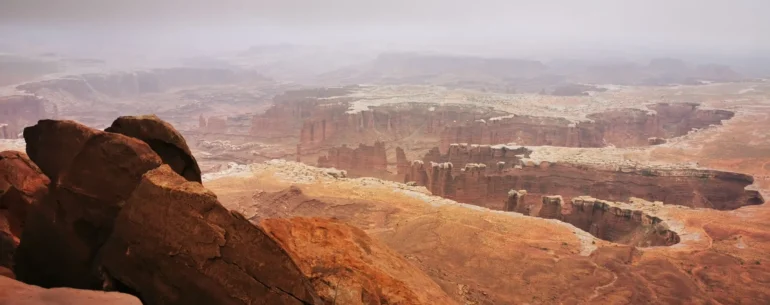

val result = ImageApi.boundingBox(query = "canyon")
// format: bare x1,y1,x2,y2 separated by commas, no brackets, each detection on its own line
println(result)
247,88,735,167
206,157,770,305
0,47,768,304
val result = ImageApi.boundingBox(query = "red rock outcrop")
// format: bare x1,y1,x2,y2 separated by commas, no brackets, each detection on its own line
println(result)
15,119,164,288
406,158,762,211
317,141,387,178
262,217,458,305
0,151,49,270
106,115,202,183
0,96,47,139
0,275,142,305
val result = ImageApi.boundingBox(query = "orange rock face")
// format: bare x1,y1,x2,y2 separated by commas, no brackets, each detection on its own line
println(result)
0,275,142,305
262,217,458,305
0,95,47,139
317,141,387,177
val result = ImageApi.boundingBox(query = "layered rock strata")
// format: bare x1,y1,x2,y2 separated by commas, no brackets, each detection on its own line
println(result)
440,103,734,150
317,141,387,178
405,158,763,211
414,143,531,175
510,194,680,247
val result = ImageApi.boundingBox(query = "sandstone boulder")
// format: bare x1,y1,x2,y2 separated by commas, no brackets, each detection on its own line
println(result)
0,151,49,270
262,217,458,305
106,115,202,183
0,275,142,305
99,165,320,305
15,120,163,288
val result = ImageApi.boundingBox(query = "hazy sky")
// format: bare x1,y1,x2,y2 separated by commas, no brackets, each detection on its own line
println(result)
1,0,767,56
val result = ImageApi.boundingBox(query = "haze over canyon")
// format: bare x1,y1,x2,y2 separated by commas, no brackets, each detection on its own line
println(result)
1,0,770,304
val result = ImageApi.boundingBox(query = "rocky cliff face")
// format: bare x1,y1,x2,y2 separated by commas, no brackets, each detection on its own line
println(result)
5,115,451,305
440,103,734,150
296,103,499,151
249,90,504,152
439,115,602,151
508,193,680,247
419,143,531,175
405,157,762,211
317,141,387,178
0,96,48,139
